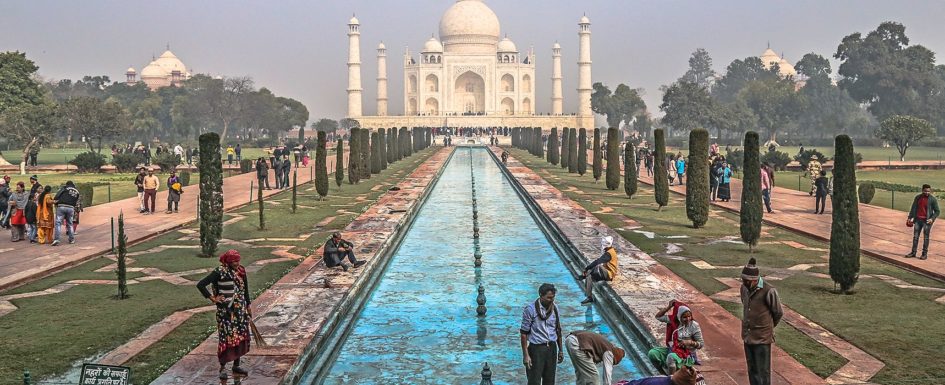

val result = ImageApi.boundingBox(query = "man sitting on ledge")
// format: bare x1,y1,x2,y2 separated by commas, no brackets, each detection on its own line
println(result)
323,232,366,271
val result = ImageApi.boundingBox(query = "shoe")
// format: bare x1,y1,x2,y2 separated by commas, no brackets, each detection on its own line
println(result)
165,210,172,214
920,255,928,260
353,260,366,268
218,370,228,380
580,297,594,305
69,239,75,244
905,252,916,258
174,209,179,213
51,240,60,246
340,264,349,272
232,366,248,376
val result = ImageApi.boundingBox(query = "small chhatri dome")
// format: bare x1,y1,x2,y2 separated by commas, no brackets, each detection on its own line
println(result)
423,36,444,53
579,15,590,24
497,37,517,53
349,15,360,25
439,0,500,54
126,67,136,73
378,42,386,50
552,42,561,49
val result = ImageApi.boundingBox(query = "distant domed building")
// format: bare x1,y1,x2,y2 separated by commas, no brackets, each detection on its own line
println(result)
125,48,192,90
759,46,796,78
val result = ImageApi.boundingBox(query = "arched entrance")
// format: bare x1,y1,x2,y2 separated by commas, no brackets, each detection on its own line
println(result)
454,71,485,114
501,97,515,115
425,98,439,115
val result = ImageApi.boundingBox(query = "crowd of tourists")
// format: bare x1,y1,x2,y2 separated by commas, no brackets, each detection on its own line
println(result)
0,174,80,246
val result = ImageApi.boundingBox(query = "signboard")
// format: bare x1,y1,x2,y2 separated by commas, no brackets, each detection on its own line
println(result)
79,364,131,385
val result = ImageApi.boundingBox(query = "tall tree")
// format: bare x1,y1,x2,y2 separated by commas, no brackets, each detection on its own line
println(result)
653,129,669,209
686,129,710,228
315,131,329,199
739,78,803,142
605,127,620,190
548,127,559,165
876,115,935,161
592,83,647,128
360,128,371,179
314,118,339,132
592,128,603,182
0,51,46,114
740,131,762,251
371,131,382,174
577,128,587,176
624,142,637,198
60,97,130,154
335,139,344,187
378,128,388,170
679,48,716,89
387,127,397,163
0,102,58,165
560,128,571,169
116,213,129,299
713,57,779,103
796,54,874,140
348,127,360,184
198,133,223,257
568,128,578,173
257,177,265,230
660,81,716,133
829,134,861,294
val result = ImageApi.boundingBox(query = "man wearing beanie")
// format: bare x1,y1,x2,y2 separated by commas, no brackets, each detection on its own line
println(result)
565,330,625,385
740,257,783,385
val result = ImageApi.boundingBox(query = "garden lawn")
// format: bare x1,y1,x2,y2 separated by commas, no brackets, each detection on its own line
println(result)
511,148,945,384
770,169,945,212
0,147,437,384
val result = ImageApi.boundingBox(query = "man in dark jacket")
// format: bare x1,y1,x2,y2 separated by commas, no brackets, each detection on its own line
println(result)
907,184,940,260
273,154,284,189
255,157,270,190
323,232,365,270
281,156,291,190
51,181,81,246
740,257,783,385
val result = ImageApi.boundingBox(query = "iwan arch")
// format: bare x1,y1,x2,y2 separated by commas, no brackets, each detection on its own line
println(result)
346,0,594,130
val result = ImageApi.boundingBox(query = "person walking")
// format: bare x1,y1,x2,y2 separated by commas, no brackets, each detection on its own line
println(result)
142,167,160,215
814,171,829,214
273,154,284,189
322,232,366,271
7,182,28,242
579,236,618,305
717,161,732,202
647,300,704,374
906,184,939,260
520,283,563,385
740,257,784,385
235,143,242,163
645,149,654,177
0,179,9,229
166,171,183,214
760,165,773,213
226,145,235,165
37,186,54,244
255,157,270,190
24,191,37,243
197,249,253,380
28,175,41,200
134,167,147,213
675,155,686,186
806,155,822,196
710,158,722,201
51,181,80,246
565,330,625,385
282,156,291,190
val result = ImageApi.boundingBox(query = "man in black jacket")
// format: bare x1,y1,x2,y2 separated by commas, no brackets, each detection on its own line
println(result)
255,157,270,190
323,232,365,271
51,181,80,246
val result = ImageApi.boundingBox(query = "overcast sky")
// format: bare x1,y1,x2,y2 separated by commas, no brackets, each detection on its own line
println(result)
3,0,945,124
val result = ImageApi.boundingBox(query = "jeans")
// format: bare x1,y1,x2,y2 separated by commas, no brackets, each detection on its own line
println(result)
54,206,75,242
744,343,771,385
526,343,558,385
677,173,684,185
275,170,283,189
326,249,359,267
27,224,37,242
137,191,145,211
815,193,827,213
911,220,932,256
762,189,772,212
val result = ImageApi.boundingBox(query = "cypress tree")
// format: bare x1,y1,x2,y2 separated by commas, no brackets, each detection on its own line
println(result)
198,133,223,257
653,129,669,210
740,131,763,251
568,128,578,172
830,134,861,294
116,212,128,299
547,127,558,165
292,170,298,212
592,128,603,182
686,129,710,228
257,178,265,230
624,142,638,199
387,127,397,164
536,128,544,158
605,127,620,190
378,129,387,170
348,127,360,184
405,128,414,157
360,128,371,179
577,128,588,176
560,128,570,169
371,131,381,174
398,127,407,160
335,139,344,187
298,126,305,144
316,131,328,199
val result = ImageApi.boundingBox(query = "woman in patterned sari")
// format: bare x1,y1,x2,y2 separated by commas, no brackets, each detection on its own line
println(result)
36,186,54,244
197,249,252,380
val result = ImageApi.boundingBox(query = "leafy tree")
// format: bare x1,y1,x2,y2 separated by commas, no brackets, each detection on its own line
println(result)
371,131,382,174
360,128,371,179
60,97,130,154
548,127,559,165
679,48,716,89
348,127,360,184
378,128,387,170
314,118,339,132
116,212,129,299
568,128,578,173
198,133,223,257
189,75,254,141
0,51,46,114
339,118,360,132
631,112,654,139
624,142,637,198
535,128,544,158
653,129,669,209
592,83,647,128
387,127,397,163
713,57,780,103
0,102,59,165
739,78,802,142
796,55,874,140
605,127,621,190
660,81,715,133
335,139,344,187
560,128,571,169
740,131,762,251
795,53,832,82
686,129,710,228
577,128,587,175
316,131,329,199
876,115,934,161
592,128,603,182
298,126,305,143
830,135,861,294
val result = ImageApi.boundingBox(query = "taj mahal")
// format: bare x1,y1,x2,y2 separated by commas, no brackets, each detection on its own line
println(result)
349,0,595,130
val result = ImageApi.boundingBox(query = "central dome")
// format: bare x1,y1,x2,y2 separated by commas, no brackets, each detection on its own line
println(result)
438,0,500,54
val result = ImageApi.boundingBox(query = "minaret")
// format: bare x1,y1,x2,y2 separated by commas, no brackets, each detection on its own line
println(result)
377,42,388,116
577,15,592,119
347,15,362,117
125,67,137,85
551,42,563,115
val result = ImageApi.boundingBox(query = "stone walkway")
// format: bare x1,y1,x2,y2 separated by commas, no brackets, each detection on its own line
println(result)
0,155,345,292
498,149,825,385
637,172,945,281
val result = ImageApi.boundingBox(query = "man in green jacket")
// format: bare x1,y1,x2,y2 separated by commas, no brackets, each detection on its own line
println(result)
907,184,940,260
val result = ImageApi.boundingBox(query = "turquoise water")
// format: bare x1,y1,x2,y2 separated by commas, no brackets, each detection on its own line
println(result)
316,147,641,384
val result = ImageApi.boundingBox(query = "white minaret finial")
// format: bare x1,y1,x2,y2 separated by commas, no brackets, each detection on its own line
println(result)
347,14,363,118
577,15,592,123
551,42,563,115
377,42,388,116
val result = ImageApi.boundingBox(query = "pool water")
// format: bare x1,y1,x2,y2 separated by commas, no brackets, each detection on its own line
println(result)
315,147,642,384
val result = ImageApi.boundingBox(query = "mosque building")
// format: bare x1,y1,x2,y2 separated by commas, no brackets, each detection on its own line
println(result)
124,47,192,90
759,45,797,78
350,0,594,130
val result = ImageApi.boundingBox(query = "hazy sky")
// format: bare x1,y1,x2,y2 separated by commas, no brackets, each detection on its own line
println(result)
3,0,945,124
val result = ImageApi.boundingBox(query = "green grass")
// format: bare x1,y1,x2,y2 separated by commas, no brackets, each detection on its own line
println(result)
770,169,943,212
0,147,437,384
511,148,945,384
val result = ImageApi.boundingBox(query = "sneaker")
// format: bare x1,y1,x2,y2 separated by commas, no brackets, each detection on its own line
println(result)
580,297,594,305
905,252,916,258
218,370,228,380
165,210,172,214
232,366,248,376
353,260,367,268
51,240,60,246
920,255,928,260
69,239,75,244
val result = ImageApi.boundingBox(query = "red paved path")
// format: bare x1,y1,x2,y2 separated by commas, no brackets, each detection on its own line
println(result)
0,156,345,292
638,171,945,281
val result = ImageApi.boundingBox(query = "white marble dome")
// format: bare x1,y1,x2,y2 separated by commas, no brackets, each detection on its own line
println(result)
155,50,188,75
438,0,500,53
497,37,517,53
140,61,166,78
423,37,444,53
778,58,797,77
